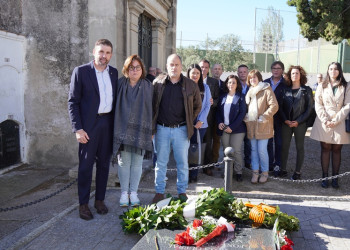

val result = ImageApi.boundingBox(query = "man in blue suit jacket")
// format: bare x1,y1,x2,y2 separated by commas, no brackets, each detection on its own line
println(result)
68,39,118,220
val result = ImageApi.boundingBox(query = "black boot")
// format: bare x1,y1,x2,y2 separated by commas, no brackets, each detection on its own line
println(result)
331,173,339,188
321,173,329,188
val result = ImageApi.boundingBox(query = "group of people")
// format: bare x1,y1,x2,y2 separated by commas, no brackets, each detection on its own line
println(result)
68,39,350,221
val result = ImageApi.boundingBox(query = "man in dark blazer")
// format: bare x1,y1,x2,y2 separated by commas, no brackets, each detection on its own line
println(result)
68,39,118,220
263,61,286,176
199,59,220,176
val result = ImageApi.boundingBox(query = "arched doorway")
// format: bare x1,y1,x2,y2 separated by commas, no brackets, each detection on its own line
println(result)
0,120,20,168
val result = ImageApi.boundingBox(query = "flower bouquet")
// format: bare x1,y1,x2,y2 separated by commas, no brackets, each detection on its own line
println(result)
175,216,235,247
278,229,294,250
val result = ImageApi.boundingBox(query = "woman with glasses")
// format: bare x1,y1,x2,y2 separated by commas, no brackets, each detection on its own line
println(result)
279,66,313,180
112,54,153,206
216,75,247,182
187,64,211,183
310,62,350,188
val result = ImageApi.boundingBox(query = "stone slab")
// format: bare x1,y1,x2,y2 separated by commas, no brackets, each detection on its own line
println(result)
132,226,275,249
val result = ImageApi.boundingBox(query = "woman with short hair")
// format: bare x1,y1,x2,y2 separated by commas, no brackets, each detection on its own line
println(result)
216,75,247,182
244,70,278,184
113,54,153,206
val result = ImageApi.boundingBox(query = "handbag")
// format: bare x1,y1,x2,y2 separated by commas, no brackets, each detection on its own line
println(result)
306,106,316,127
188,129,206,165
343,83,350,133
346,113,350,133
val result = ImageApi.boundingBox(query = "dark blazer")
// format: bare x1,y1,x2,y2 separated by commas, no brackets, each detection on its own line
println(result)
68,61,118,134
264,77,287,123
279,85,313,124
206,76,220,126
146,74,155,83
216,92,247,136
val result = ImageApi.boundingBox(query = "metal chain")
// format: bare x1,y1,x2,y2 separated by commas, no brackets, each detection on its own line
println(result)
242,167,350,183
0,178,77,213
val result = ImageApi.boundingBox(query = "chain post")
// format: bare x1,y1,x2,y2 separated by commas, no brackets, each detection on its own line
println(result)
223,147,234,193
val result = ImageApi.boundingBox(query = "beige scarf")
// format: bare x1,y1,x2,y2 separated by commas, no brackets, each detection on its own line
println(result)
245,81,268,121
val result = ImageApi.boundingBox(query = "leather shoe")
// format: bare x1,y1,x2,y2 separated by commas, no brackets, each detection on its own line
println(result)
152,193,165,204
179,193,188,202
203,168,213,176
94,200,108,215
79,204,93,220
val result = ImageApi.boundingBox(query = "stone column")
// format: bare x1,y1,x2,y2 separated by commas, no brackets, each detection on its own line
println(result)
128,0,144,55
152,19,167,69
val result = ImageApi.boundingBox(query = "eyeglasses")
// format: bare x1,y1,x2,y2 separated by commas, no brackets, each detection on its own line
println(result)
272,67,282,70
129,65,142,71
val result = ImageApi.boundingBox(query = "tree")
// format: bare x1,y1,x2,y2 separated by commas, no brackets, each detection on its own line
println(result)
257,6,284,52
288,0,350,44
177,34,256,72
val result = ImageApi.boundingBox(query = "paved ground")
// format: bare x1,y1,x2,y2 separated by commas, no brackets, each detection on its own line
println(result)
0,135,350,249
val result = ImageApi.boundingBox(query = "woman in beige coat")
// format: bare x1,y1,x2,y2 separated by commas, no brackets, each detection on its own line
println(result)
310,62,350,188
245,70,278,184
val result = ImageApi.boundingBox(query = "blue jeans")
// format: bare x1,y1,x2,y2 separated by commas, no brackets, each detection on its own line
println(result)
117,150,145,193
268,121,282,167
250,138,269,172
155,125,190,194
189,127,207,179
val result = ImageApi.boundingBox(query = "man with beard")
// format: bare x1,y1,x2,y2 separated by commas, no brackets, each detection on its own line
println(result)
68,39,118,220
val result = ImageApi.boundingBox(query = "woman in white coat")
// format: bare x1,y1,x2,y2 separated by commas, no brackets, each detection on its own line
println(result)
310,62,350,188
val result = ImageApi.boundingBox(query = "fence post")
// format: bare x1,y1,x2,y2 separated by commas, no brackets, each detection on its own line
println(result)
223,147,234,192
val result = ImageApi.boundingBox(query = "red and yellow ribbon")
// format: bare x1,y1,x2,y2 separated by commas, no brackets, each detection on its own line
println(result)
245,202,276,227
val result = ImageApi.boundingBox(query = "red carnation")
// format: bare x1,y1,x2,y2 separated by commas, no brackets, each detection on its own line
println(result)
175,231,194,246
192,219,203,228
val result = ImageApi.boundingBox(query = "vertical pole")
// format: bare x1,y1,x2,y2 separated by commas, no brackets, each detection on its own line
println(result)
224,147,234,192
253,8,257,64
180,31,182,48
317,38,321,73
297,27,301,65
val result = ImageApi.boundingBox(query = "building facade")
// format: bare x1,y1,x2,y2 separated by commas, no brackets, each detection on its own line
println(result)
0,0,177,168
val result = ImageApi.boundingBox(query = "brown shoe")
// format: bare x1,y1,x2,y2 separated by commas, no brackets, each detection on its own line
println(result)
179,193,188,202
79,204,93,220
94,200,108,215
203,168,213,176
152,193,164,204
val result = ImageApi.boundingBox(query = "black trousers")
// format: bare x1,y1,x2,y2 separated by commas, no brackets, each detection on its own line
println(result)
281,122,307,173
78,114,113,205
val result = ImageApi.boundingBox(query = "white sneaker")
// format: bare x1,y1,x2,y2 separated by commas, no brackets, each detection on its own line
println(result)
120,191,129,207
130,192,140,207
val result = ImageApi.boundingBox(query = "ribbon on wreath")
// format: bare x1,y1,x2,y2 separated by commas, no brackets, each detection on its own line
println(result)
244,202,277,227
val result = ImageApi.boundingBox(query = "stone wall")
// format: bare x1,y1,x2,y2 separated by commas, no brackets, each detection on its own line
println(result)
0,0,176,168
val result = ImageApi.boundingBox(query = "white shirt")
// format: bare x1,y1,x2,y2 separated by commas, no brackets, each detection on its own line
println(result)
224,95,234,125
95,66,113,114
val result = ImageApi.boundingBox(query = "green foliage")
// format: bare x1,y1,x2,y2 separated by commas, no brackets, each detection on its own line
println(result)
177,34,254,72
288,0,350,44
119,189,299,236
119,200,187,235
195,188,235,218
227,200,300,232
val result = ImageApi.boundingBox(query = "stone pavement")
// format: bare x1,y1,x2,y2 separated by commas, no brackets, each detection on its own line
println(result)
0,136,350,249
7,189,350,250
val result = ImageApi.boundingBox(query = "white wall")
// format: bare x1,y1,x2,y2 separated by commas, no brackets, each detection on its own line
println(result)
0,31,26,162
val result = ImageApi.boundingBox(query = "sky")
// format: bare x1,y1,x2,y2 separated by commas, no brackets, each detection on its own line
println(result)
176,0,300,50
